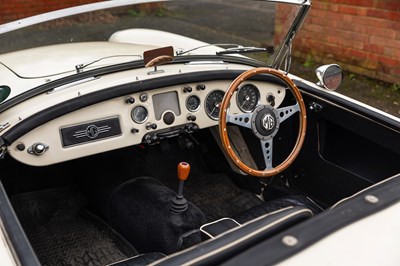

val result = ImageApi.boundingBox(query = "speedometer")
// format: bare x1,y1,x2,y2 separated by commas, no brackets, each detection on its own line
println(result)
237,84,260,112
205,90,225,120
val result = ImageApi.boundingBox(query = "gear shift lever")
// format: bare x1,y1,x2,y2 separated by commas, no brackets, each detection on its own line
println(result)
170,162,190,213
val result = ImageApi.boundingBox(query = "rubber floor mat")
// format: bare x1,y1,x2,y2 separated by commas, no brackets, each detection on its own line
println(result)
11,188,137,266
183,173,263,221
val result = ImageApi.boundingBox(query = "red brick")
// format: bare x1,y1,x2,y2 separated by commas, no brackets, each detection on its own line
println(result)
383,47,400,58
313,2,329,10
375,1,400,11
328,3,340,12
364,44,384,54
338,6,358,15
371,36,400,50
350,49,368,59
378,56,399,67
331,0,374,7
367,9,400,21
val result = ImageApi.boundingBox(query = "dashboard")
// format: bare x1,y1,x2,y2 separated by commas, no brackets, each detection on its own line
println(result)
6,78,286,166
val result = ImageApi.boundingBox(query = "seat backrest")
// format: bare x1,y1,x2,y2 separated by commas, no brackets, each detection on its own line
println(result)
152,206,312,266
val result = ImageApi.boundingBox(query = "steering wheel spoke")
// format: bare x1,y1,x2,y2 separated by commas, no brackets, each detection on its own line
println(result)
261,139,273,170
277,103,299,123
227,113,252,129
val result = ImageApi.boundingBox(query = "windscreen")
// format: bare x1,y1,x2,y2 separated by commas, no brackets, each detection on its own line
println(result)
0,0,301,65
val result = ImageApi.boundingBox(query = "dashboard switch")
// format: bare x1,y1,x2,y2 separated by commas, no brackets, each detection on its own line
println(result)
16,143,25,151
146,123,157,130
139,93,148,102
183,86,193,93
267,94,276,107
196,84,206,91
27,143,49,156
187,114,196,121
125,97,135,104
131,128,139,134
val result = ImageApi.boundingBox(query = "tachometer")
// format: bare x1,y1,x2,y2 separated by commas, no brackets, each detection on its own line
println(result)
205,90,225,120
237,84,260,112
131,106,148,124
186,95,201,112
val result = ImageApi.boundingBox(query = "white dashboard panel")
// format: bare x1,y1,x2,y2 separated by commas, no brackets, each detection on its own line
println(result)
6,78,286,166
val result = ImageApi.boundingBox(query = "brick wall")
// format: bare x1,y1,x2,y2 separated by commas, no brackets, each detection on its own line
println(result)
276,0,400,83
0,0,103,24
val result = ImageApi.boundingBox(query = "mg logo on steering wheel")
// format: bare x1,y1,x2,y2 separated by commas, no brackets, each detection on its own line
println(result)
262,114,275,131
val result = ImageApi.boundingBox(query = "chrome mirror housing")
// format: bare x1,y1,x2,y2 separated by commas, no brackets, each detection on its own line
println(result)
315,64,343,91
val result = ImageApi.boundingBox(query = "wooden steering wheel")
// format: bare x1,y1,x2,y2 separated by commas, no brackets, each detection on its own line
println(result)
218,68,307,177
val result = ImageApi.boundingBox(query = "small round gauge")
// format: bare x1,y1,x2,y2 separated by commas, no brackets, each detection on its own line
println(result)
237,84,260,112
205,90,225,120
186,95,201,112
131,106,148,124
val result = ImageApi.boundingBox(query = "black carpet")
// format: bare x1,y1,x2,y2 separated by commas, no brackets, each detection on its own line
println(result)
11,187,137,266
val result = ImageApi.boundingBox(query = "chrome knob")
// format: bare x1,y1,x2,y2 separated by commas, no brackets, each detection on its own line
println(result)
27,143,49,156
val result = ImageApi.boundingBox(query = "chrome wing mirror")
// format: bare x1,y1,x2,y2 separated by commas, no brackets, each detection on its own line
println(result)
315,64,343,91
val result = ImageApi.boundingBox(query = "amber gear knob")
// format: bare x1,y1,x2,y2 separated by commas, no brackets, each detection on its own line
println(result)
177,162,190,181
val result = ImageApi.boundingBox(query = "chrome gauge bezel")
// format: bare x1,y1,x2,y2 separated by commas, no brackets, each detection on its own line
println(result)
205,89,225,120
236,83,260,113
131,106,149,124
186,95,201,112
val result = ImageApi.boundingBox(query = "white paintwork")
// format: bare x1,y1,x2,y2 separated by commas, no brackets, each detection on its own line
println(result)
278,201,400,266
0,41,159,99
0,28,228,101
0,220,17,266
0,42,156,78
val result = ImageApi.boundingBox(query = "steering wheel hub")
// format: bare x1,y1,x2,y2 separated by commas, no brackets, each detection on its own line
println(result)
251,106,280,141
